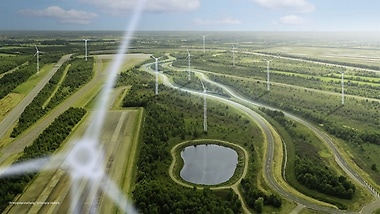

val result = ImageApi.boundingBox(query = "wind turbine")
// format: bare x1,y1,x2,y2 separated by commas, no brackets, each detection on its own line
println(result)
232,44,236,67
151,55,162,95
34,46,41,75
202,35,206,54
185,49,191,81
0,0,147,213
266,59,272,91
84,39,89,61
338,71,345,105
200,80,207,132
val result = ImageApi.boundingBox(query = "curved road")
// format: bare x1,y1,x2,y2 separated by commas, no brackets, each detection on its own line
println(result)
143,61,380,213
195,70,380,213
143,62,344,213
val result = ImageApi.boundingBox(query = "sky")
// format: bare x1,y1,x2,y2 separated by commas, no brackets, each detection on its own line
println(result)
0,0,380,31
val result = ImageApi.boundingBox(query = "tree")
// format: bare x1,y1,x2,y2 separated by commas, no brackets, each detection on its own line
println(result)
371,163,377,171
254,197,264,213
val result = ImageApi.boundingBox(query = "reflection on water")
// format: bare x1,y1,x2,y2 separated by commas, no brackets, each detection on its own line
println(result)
180,144,238,185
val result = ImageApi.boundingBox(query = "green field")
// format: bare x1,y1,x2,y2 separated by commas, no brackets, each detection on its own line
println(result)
0,31,379,213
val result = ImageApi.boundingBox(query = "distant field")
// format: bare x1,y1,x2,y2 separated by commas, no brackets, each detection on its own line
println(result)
261,46,380,67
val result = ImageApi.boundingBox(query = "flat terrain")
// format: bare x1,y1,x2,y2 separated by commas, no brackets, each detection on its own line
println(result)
4,109,142,214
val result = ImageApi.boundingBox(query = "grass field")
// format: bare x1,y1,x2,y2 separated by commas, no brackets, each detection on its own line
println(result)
262,46,380,67
2,53,150,213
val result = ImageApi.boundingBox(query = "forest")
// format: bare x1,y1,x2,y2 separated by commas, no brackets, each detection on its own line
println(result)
260,108,356,207
117,65,284,213
11,57,93,137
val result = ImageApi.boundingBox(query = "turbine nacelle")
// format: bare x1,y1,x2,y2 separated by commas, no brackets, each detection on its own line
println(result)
65,138,104,180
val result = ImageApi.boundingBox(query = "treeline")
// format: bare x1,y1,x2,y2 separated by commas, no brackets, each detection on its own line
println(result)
295,158,356,199
293,108,380,146
11,57,93,137
0,55,29,75
133,100,240,213
240,178,282,213
260,108,356,200
135,101,186,181
0,54,62,99
11,61,67,137
211,74,380,147
0,107,86,212
262,51,380,74
134,181,241,214
120,68,243,212
0,64,34,99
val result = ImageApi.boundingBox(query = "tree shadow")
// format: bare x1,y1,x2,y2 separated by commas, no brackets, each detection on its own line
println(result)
326,105,344,116
254,91,269,101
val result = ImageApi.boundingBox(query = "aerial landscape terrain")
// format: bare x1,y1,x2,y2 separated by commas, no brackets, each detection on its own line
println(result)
0,1,379,214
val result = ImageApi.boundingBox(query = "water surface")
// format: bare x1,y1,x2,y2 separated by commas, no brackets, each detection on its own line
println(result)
180,144,238,185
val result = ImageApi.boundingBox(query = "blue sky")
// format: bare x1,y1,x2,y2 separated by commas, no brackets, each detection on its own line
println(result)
0,0,380,31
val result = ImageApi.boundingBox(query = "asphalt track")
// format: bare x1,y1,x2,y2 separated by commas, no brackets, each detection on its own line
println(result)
0,55,104,165
142,61,380,214
0,55,72,141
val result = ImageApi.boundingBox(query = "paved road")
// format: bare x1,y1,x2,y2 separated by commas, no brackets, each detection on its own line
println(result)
142,62,344,213
243,51,380,74
196,71,380,213
0,55,71,141
143,61,380,213
0,56,104,165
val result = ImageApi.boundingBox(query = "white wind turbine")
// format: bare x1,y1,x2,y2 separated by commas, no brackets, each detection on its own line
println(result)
200,80,207,132
202,35,207,54
0,0,147,213
151,55,162,95
232,44,236,67
338,71,345,105
185,49,191,81
84,39,89,61
266,59,272,91
34,46,42,75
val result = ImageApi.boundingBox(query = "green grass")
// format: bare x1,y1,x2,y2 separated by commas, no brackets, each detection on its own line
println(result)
260,111,372,211
13,64,54,94
42,64,70,108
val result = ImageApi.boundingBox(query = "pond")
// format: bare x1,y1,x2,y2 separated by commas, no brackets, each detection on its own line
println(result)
180,144,238,185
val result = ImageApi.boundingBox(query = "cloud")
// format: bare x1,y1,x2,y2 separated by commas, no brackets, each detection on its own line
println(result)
279,15,304,24
193,17,241,25
18,6,97,24
252,0,315,13
80,0,200,14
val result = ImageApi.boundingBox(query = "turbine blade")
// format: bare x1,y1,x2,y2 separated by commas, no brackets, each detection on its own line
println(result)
70,178,82,214
200,79,205,91
100,175,137,214
0,156,51,177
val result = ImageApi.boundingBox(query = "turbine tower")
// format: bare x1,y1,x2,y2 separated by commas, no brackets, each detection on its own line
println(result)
339,71,345,105
84,39,89,61
200,80,207,132
202,35,206,54
232,44,236,67
266,60,272,91
186,49,191,81
151,55,162,95
34,46,41,76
